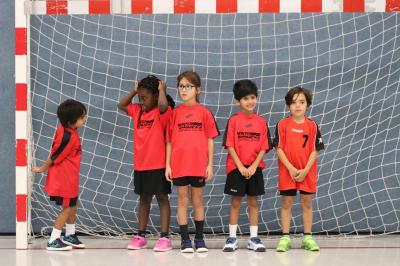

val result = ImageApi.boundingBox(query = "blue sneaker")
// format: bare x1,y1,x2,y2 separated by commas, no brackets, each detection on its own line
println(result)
63,234,85,248
223,237,238,252
194,239,208,253
47,238,72,251
180,239,194,253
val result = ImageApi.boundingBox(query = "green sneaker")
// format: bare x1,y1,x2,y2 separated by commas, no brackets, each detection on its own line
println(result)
301,235,320,251
276,235,291,252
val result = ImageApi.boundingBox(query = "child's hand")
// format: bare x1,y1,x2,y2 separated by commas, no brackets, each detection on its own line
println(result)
32,166,46,173
205,165,213,181
289,167,299,180
246,165,257,179
165,166,173,182
294,169,307,182
158,80,166,93
238,166,249,178
133,79,141,93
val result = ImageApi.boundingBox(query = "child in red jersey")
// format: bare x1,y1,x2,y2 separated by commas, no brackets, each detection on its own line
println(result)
33,99,87,251
222,80,272,252
165,70,219,253
118,75,175,252
273,87,324,252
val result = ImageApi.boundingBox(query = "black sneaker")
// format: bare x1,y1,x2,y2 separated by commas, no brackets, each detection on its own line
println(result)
180,239,194,253
194,239,208,253
63,234,85,248
47,238,72,251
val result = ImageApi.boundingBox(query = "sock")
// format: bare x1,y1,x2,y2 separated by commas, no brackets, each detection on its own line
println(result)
194,220,204,240
138,230,146,237
250,225,258,238
160,232,169,238
304,232,311,236
65,224,75,236
229,224,238,238
49,228,62,243
179,224,190,240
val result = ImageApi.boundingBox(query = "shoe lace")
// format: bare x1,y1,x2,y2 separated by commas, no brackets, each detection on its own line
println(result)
226,238,236,244
251,237,262,244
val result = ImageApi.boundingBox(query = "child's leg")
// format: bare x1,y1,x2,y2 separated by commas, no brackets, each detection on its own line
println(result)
50,207,73,243
191,186,204,240
300,194,313,234
155,193,170,237
229,196,242,237
138,195,153,236
247,196,259,237
177,186,190,240
65,206,77,236
280,196,294,234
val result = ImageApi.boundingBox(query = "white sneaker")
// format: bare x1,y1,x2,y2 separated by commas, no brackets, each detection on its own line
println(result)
247,237,266,252
223,237,238,252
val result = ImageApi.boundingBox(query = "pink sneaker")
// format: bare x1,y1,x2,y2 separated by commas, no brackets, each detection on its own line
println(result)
153,237,172,252
127,236,147,250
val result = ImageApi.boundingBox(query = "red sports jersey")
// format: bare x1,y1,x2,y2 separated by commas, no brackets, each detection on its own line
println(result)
223,112,272,175
273,116,324,192
166,103,220,179
127,103,172,171
45,125,82,198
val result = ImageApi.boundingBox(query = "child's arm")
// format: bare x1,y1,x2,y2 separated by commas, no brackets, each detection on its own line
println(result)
117,81,139,113
276,147,299,179
294,151,317,182
157,80,169,114
32,158,53,173
165,141,173,182
205,138,215,181
227,147,249,178
247,150,266,179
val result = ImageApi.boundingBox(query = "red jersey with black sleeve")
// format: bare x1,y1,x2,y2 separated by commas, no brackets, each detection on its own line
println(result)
223,112,272,175
127,103,172,171
45,125,82,198
273,116,324,193
166,103,220,179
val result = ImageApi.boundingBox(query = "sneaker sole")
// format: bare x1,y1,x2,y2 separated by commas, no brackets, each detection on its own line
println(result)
127,245,147,250
180,248,194,253
153,247,172,252
222,246,237,252
62,240,86,249
302,245,320,251
196,247,208,253
248,246,266,252
276,247,290,252
46,246,72,251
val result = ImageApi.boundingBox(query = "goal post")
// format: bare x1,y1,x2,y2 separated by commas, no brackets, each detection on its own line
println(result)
16,0,400,249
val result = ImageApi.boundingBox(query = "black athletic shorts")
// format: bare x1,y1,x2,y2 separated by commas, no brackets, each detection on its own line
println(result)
279,189,314,196
50,196,78,207
224,167,265,196
134,168,171,195
172,176,206,187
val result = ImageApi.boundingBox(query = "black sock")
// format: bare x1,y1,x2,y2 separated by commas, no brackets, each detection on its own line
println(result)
304,232,311,236
179,225,190,240
195,220,204,240
282,232,290,236
138,230,146,237
160,232,169,238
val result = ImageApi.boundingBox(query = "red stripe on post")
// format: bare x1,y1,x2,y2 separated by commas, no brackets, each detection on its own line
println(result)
15,28,27,55
259,0,280,12
46,0,68,15
16,139,27,167
89,0,110,14
216,0,237,13
131,0,152,14
343,0,364,12
386,0,400,11
302,0,322,12
16,84,27,111
174,0,195,13
16,194,27,222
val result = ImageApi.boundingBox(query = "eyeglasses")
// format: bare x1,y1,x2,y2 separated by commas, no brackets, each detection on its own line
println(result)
178,84,196,91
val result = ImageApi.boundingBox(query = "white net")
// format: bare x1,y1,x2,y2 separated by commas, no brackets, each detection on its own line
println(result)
30,13,400,237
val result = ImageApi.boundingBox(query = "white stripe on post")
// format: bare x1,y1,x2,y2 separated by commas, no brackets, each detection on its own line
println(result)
16,221,28,249
365,0,386,12
15,55,27,84
16,167,28,195
15,111,27,140
195,0,216,13
120,0,132,14
31,1,47,15
68,0,89,14
237,0,259,13
322,0,343,12
280,0,301,12
15,0,27,27
153,0,174,14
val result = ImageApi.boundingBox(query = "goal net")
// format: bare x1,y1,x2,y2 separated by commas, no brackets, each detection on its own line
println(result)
29,13,400,237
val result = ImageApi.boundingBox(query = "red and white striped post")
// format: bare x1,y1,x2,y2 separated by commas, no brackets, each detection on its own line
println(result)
16,0,399,249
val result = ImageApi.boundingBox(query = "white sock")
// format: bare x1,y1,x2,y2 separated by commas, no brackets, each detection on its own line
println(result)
229,224,238,238
66,224,76,236
250,226,258,238
49,228,62,243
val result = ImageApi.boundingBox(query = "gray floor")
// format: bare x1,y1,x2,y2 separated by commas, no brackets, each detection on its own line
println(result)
1,236,400,266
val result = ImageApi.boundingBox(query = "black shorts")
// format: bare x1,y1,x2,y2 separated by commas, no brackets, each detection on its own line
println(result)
224,168,265,196
172,176,206,187
50,196,78,207
134,168,171,195
279,189,315,196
